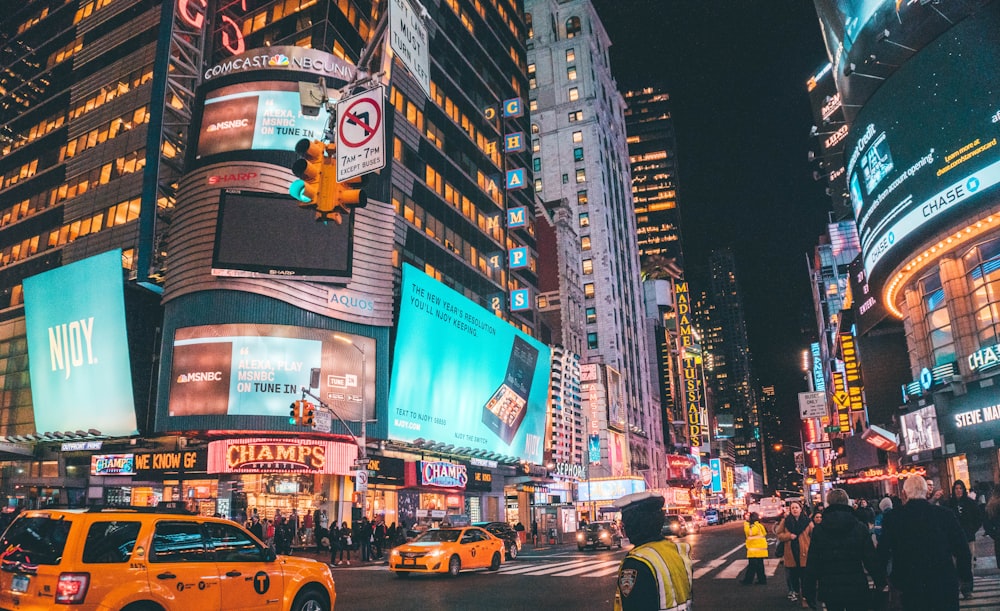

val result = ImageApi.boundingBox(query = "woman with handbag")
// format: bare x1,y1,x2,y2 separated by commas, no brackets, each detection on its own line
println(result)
776,501,813,604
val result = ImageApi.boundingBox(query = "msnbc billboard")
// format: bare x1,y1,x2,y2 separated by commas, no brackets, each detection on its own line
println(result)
166,323,374,428
23,250,138,437
195,80,329,159
845,6,1000,291
387,265,550,464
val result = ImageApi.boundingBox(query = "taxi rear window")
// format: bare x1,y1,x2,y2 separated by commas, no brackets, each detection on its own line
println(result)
0,516,72,566
82,521,141,563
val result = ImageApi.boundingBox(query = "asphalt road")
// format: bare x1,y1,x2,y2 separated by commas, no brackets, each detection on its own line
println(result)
322,521,797,610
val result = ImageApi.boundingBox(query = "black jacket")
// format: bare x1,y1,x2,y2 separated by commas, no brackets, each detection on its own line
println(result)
878,498,972,604
946,494,983,542
806,504,885,605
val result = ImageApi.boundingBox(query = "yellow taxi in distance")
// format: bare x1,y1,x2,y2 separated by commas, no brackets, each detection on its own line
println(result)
389,527,504,577
0,507,335,611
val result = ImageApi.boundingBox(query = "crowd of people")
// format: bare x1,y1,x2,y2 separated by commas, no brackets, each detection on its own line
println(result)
744,475,994,610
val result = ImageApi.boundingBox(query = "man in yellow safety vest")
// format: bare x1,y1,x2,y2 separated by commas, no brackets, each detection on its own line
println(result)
613,491,693,610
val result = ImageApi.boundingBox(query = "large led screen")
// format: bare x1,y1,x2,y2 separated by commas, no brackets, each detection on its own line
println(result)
195,80,329,160
212,190,352,281
167,324,374,425
900,405,941,456
387,264,550,464
845,6,1000,290
23,250,138,437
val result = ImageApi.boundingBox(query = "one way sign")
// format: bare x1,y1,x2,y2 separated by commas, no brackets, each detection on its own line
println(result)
804,441,831,452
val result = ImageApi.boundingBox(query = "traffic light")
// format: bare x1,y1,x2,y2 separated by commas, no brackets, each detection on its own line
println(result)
289,138,326,207
288,401,301,425
302,402,315,427
331,173,367,214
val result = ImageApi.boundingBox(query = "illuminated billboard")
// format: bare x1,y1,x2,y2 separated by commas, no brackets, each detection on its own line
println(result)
845,6,1000,290
166,323,374,428
195,80,329,160
23,250,138,437
387,264,550,464
900,405,941,456
212,190,353,281
575,477,646,503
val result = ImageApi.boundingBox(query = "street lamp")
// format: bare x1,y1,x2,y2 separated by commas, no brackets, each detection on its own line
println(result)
334,334,368,521
772,442,809,507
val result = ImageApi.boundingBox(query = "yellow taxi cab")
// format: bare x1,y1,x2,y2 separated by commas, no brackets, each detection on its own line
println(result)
389,526,504,577
0,506,335,611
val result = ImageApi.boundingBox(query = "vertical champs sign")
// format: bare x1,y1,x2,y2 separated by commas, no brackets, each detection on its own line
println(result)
676,282,704,448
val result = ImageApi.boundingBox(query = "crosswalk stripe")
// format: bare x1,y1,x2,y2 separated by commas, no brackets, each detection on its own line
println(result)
550,559,621,576
692,558,727,579
497,559,585,575
715,558,780,579
591,564,627,577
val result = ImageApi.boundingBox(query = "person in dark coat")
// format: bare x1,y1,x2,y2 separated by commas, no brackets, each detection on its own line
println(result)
805,488,885,611
983,484,1000,572
249,516,265,542
853,498,876,529
947,480,983,562
879,474,973,609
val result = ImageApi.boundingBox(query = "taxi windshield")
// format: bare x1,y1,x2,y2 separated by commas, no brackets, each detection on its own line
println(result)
0,516,73,567
413,529,462,543
587,522,611,532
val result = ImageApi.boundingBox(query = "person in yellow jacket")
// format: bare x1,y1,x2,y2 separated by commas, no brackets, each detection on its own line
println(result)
613,491,693,610
741,511,769,585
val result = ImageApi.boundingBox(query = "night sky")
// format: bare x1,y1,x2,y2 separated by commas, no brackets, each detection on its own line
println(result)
591,0,834,424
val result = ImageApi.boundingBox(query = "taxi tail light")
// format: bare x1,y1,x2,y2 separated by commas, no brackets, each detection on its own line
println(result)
56,572,90,604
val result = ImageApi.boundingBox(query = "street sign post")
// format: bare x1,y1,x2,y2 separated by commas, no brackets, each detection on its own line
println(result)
798,391,827,419
804,441,832,452
336,86,386,182
388,0,430,98
312,409,332,433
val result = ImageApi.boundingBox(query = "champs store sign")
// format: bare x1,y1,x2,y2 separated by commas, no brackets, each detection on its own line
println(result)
207,438,356,475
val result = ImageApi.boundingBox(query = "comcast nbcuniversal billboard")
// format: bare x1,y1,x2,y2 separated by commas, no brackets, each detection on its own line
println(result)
388,265,550,464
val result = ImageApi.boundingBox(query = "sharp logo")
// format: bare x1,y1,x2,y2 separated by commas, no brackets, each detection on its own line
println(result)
48,318,95,380
176,371,224,383
208,172,258,185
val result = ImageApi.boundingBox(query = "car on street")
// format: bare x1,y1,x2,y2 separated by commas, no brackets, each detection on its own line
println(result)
389,527,504,577
473,521,521,560
0,506,336,611
662,514,689,537
680,514,701,534
704,508,720,525
576,521,623,550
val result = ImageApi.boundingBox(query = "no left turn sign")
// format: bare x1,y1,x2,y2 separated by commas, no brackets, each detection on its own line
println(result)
336,86,386,181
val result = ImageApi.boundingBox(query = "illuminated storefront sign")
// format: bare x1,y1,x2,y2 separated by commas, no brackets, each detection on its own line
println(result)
91,454,136,476
553,462,586,480
831,370,851,433
968,343,1000,373
845,466,925,485
811,342,826,392
419,461,468,488
709,458,723,494
207,438,356,474
676,282,704,446
840,332,868,431
666,455,696,471
134,450,206,476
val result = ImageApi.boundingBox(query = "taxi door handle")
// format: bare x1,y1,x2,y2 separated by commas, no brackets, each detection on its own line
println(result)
226,570,242,577
156,572,176,580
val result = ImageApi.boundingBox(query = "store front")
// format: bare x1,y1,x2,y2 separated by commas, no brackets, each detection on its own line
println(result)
359,455,404,525
91,448,209,512
207,436,356,528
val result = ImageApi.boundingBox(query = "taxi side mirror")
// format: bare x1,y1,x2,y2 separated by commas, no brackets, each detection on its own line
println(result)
263,548,277,562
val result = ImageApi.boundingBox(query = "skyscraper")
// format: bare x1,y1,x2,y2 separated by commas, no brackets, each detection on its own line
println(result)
525,0,662,479
705,247,760,470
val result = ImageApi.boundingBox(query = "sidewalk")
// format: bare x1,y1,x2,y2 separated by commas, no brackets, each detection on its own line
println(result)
974,532,999,576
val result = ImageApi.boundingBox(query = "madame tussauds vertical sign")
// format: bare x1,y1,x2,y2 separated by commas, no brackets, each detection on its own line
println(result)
676,281,704,447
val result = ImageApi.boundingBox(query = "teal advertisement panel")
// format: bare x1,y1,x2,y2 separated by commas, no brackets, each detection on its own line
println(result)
168,323,375,423
23,250,138,437
388,265,550,463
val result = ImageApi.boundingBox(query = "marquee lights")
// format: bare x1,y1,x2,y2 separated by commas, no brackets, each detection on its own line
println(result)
883,213,999,318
